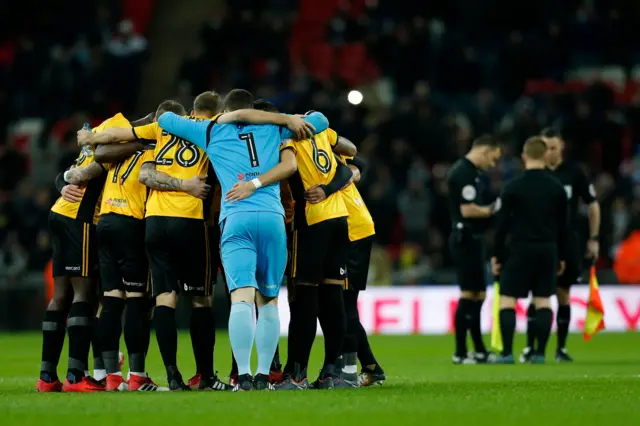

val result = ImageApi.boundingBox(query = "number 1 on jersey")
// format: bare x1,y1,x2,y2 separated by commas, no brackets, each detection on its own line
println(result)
239,133,260,168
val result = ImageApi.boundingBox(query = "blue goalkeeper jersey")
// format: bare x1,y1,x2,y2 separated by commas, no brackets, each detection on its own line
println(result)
157,111,329,223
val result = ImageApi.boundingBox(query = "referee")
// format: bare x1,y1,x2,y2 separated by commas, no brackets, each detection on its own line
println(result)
521,128,600,363
491,136,570,364
446,135,502,364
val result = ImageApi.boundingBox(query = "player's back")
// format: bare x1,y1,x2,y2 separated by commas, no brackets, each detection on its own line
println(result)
135,117,211,220
502,170,566,243
208,122,285,222
337,155,374,242
99,113,154,220
284,128,348,226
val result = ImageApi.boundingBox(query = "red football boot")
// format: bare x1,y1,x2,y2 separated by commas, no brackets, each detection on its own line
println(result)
187,373,202,390
229,373,238,388
269,369,284,384
36,378,63,392
105,374,128,391
62,376,106,393
128,374,169,392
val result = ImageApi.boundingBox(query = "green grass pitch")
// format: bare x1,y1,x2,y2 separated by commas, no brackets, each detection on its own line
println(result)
1,332,639,426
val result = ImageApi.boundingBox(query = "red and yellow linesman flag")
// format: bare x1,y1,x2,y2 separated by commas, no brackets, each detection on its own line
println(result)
583,265,605,341
490,281,503,352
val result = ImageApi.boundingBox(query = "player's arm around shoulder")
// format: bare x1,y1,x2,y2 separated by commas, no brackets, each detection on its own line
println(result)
63,162,105,186
157,112,210,150
138,161,210,199
225,146,298,204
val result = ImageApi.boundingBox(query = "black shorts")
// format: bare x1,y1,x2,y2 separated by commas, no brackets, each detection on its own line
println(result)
501,242,558,299
449,232,487,292
49,211,97,277
208,217,221,287
346,236,373,291
97,214,149,293
291,217,349,284
284,220,294,281
146,216,212,297
557,234,584,289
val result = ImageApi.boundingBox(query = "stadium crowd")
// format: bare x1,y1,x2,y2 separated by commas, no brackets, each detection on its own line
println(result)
3,0,640,284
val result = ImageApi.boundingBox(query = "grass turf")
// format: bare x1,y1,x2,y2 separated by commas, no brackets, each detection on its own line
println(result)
0,332,639,426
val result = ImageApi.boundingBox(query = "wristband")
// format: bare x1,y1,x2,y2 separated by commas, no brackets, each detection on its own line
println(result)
251,178,262,189
589,235,599,241
63,170,72,183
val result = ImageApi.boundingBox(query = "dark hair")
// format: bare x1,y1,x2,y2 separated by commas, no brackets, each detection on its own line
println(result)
224,89,254,112
194,91,222,115
523,136,547,159
253,99,279,113
540,127,562,139
471,134,500,149
156,100,186,117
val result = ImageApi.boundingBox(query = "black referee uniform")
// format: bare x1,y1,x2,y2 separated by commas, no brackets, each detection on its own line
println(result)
494,168,569,360
447,157,494,361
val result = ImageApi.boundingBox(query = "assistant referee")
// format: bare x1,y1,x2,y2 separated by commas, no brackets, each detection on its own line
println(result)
491,136,570,364
446,135,502,364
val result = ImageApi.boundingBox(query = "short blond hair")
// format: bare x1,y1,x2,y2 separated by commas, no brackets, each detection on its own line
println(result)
523,136,547,160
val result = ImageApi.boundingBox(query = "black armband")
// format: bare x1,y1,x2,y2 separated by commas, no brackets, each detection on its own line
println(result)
322,162,353,197
55,172,67,193
346,156,367,175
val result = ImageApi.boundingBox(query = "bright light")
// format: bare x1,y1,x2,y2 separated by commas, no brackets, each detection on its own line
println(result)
347,90,363,105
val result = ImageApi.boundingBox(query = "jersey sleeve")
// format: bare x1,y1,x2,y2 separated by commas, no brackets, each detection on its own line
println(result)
280,139,297,154
576,166,596,204
157,112,211,150
448,170,477,207
132,123,158,141
279,112,329,140
326,128,338,147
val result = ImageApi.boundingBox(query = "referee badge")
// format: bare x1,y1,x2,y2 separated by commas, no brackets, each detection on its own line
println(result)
462,185,476,201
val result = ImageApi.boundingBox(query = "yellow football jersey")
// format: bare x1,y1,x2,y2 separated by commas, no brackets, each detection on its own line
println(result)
134,115,216,220
49,114,136,223
282,128,348,226
338,156,375,241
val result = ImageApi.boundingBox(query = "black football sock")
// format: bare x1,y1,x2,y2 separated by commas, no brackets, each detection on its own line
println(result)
355,300,380,371
67,302,92,382
190,307,214,378
40,310,68,381
100,296,125,374
499,308,516,357
526,304,536,349
154,305,179,377
230,352,238,376
454,298,474,356
92,315,105,373
470,300,487,354
536,307,553,356
318,285,346,368
556,304,571,351
125,297,149,374
271,345,281,371
288,285,318,371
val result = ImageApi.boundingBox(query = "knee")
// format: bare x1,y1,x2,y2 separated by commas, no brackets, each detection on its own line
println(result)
104,290,125,299
499,295,516,309
534,297,552,309
556,287,570,305
71,278,93,302
256,293,277,308
230,287,255,304
156,291,178,308
125,292,146,299
460,290,474,300
191,295,212,308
